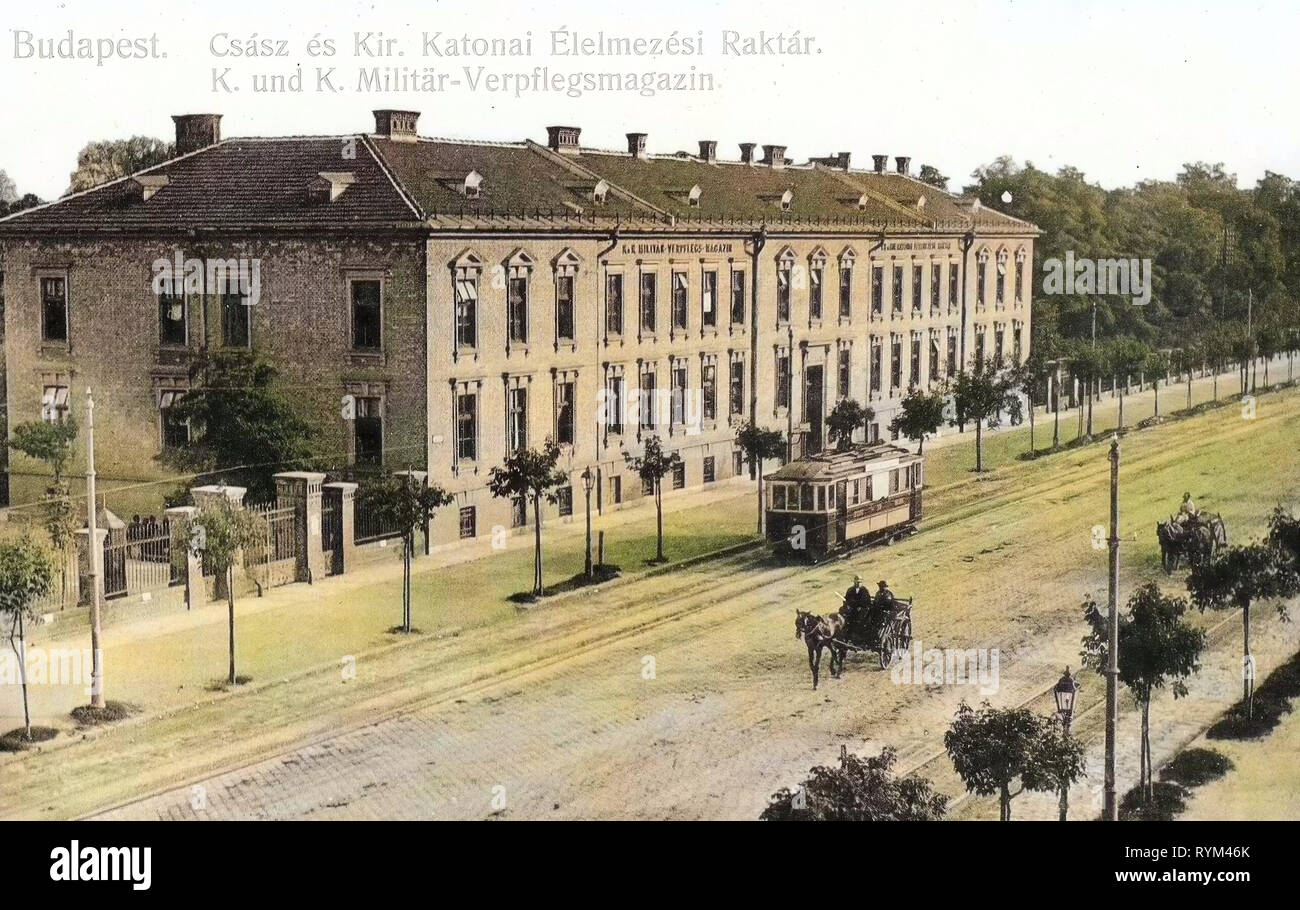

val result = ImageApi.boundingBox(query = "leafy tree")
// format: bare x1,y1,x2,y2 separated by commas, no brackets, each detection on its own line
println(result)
761,747,947,821
950,364,1013,472
917,164,949,191
0,536,55,738
1267,506,1300,569
1170,343,1199,411
888,388,945,455
1105,337,1148,431
359,474,453,633
1007,351,1051,452
164,351,323,502
944,702,1085,821
1144,349,1170,418
826,398,873,452
735,422,786,534
1081,584,1206,803
487,438,567,597
179,497,265,685
8,419,80,598
66,136,174,193
626,436,682,563
0,192,43,217
0,170,15,205
1187,543,1300,719
1067,343,1106,438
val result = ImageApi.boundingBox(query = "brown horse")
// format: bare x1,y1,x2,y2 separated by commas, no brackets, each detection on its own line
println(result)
795,610,847,690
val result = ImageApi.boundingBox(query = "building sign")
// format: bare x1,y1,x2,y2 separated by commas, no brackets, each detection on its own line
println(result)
621,241,736,256
881,240,956,252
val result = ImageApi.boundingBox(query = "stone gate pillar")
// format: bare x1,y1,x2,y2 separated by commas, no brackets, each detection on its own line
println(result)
74,527,108,607
322,481,358,575
165,505,204,610
274,471,326,584
191,484,247,599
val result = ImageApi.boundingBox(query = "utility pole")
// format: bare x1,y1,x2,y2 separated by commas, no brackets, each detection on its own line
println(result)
85,389,104,709
1104,438,1120,820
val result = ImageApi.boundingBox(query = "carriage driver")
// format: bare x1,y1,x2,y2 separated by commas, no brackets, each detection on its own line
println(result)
1177,492,1200,526
841,575,872,625
874,580,897,612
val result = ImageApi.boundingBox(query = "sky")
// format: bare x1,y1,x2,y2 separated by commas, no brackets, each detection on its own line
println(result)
2,0,1298,200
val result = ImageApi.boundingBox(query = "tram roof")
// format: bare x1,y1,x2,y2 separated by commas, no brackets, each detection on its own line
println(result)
766,443,920,482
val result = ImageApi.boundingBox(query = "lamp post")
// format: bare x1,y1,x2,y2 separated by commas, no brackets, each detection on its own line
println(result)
581,466,595,579
1053,666,1080,821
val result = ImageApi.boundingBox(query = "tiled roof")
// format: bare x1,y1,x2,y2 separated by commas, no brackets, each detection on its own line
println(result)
371,137,648,218
0,137,422,234
0,129,1037,237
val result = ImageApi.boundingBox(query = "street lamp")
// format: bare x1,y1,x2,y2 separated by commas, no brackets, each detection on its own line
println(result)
581,466,595,579
1054,666,1080,821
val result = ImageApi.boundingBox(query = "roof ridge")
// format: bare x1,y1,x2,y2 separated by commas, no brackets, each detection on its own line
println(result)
359,134,427,221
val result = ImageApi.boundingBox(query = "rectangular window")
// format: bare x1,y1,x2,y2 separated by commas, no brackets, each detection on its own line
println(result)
606,273,624,335
1016,257,1025,303
930,332,940,384
729,359,744,416
910,335,921,387
508,386,528,452
556,380,575,445
159,291,186,347
777,267,791,322
606,375,624,434
459,506,476,539
730,269,746,325
351,279,381,350
508,276,528,344
42,385,70,424
456,392,477,461
701,270,717,328
41,276,68,343
159,389,189,448
456,276,478,348
809,267,823,320
838,349,851,398
892,265,904,314
871,266,883,316
640,272,657,333
839,267,851,318
890,469,901,495
776,353,791,409
671,271,688,331
977,260,987,307
801,485,814,512
975,330,986,372
671,365,687,426
912,265,923,312
870,343,882,396
556,275,575,342
733,450,744,477
931,263,941,312
354,397,383,466
890,337,902,390
672,462,686,490
610,475,622,504
996,264,1005,307
773,485,787,510
947,332,958,376
949,266,959,313
703,456,715,484
1014,325,1024,364
557,486,573,518
995,326,1005,368
640,372,657,429
221,293,250,348
702,363,717,421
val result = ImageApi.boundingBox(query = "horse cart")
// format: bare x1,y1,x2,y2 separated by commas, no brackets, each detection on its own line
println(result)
765,443,923,561
837,598,914,670
1156,514,1227,573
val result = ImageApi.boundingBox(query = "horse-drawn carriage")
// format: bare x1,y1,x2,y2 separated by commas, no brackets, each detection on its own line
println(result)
795,595,914,688
1156,513,1227,572
765,443,923,561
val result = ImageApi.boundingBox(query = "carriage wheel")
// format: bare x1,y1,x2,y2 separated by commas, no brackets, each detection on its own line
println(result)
877,633,894,670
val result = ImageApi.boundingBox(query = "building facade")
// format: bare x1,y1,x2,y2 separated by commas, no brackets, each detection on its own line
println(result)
0,110,1036,545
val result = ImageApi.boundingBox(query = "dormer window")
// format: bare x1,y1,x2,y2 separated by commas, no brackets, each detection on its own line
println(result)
309,171,356,203
916,195,927,210
779,189,793,212
132,175,170,202
593,179,610,204
688,184,702,207
856,194,868,211
463,170,484,198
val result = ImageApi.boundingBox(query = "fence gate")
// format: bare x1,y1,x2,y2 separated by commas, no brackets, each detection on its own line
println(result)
321,497,342,576
104,519,177,600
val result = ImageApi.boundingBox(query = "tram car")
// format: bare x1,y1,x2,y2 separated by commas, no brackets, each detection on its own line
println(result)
764,443,923,560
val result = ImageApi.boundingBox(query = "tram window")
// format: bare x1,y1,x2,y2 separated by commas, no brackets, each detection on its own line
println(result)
773,485,786,510
816,487,825,511
890,469,901,495
828,486,835,508
801,485,814,511
865,476,873,500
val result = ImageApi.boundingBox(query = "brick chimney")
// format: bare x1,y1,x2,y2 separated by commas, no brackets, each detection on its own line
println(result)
739,142,756,165
872,154,888,174
372,110,420,142
546,125,582,155
626,132,647,158
172,114,222,156
698,140,717,163
761,144,787,169
895,156,911,175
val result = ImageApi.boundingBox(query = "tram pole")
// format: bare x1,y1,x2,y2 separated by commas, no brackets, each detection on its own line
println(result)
1103,438,1120,821
86,388,104,709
